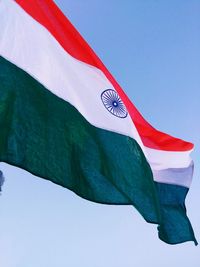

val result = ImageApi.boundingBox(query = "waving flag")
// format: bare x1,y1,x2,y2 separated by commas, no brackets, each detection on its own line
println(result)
0,0,197,245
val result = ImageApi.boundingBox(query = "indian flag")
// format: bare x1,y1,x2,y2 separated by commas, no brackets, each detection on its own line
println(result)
0,0,197,245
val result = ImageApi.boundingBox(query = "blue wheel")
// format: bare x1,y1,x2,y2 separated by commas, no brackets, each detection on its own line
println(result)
101,89,128,118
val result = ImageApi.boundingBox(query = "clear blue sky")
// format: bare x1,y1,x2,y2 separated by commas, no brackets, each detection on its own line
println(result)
1,1,200,266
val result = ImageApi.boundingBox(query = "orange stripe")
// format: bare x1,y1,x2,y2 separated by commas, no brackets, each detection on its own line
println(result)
15,0,193,151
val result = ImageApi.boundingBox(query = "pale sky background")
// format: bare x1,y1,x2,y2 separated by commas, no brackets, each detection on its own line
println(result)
1,1,200,266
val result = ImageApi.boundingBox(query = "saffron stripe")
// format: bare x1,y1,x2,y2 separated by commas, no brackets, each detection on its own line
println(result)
15,0,193,152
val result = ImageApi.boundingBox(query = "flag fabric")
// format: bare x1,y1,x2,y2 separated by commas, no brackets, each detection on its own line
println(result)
0,0,197,245
0,170,4,192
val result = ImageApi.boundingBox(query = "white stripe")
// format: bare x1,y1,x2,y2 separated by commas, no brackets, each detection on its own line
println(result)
0,0,193,188
0,0,144,150
146,148,193,187
146,147,192,170
152,162,194,188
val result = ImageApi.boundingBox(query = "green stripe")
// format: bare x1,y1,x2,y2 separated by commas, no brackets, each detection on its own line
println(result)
0,56,197,245
0,56,159,222
155,182,197,245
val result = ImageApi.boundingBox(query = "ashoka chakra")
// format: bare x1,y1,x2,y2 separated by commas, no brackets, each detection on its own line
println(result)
101,89,128,118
